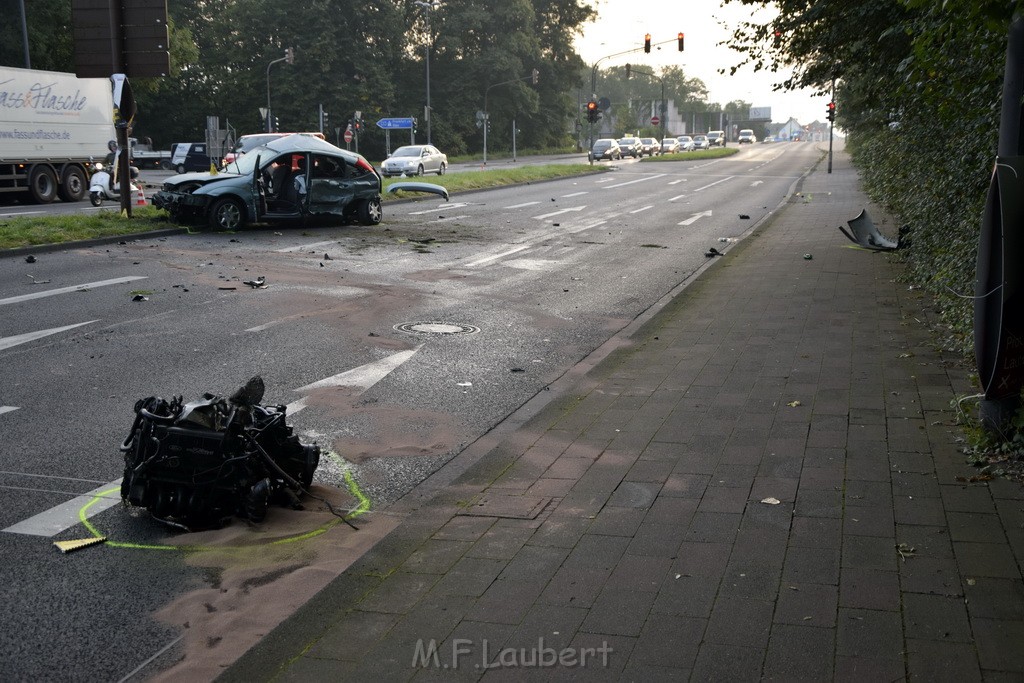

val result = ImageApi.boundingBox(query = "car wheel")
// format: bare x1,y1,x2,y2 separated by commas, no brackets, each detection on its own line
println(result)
89,191,103,207
438,163,446,176
358,197,383,225
208,197,245,231
176,164,186,174
28,165,58,203
58,166,87,202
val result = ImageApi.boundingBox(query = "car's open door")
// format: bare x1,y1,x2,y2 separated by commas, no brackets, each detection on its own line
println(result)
252,154,266,220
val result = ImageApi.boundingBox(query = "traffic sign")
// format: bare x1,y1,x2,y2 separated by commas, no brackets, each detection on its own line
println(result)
376,117,414,130
651,115,660,126
344,129,353,143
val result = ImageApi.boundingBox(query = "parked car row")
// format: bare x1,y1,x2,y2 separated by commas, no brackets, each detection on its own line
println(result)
590,131,748,161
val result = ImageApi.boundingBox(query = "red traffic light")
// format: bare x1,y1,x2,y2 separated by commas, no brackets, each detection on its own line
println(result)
644,33,651,53
678,32,684,51
586,101,597,112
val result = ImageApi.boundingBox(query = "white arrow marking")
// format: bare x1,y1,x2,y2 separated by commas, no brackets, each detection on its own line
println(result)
678,210,713,226
0,276,147,306
0,406,18,416
751,180,764,187
533,206,586,220
504,201,541,209
288,346,423,414
0,321,99,351
605,173,666,189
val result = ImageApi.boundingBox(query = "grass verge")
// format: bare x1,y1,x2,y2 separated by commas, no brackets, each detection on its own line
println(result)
641,147,739,162
0,163,603,251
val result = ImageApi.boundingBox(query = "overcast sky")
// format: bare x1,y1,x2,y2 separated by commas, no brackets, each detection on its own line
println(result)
572,0,829,126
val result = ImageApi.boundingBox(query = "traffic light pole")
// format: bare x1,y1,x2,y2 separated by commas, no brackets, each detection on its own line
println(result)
482,73,538,165
630,66,667,143
589,36,681,150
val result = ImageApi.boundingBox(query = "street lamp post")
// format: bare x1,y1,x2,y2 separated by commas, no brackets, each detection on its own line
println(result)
265,48,293,133
414,1,439,145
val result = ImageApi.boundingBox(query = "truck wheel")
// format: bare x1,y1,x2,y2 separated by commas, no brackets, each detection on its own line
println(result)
57,166,87,202
176,164,186,174
28,165,58,204
208,198,245,231
89,191,103,207
161,160,173,171
357,197,382,225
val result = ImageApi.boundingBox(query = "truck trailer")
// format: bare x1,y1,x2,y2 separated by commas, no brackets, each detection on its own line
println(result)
0,66,115,203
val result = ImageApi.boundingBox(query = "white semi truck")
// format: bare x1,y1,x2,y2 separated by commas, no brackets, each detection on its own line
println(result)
0,66,115,203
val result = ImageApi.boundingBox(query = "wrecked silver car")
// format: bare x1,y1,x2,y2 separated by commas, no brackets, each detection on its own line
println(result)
152,134,383,230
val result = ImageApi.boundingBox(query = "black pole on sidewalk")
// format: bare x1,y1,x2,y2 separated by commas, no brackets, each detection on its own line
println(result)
975,14,1024,432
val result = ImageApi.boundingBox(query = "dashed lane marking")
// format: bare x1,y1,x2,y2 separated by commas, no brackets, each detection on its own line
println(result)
503,201,541,209
0,276,148,306
0,321,99,351
669,194,687,202
603,173,666,189
287,346,424,414
668,179,687,185
3,480,122,537
630,206,653,214
533,206,586,221
561,191,588,198
408,202,469,215
693,176,735,192
275,240,338,253
0,406,18,416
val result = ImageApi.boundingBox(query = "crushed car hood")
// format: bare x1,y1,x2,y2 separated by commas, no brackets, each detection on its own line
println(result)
164,170,244,187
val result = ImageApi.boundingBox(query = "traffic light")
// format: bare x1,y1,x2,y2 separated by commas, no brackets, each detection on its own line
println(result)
827,101,836,122
586,100,600,123
678,32,684,51
626,63,631,80
644,33,651,53
273,116,279,132
531,68,539,85
285,47,294,64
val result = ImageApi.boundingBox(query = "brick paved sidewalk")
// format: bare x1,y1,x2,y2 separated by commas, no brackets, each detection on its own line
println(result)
224,147,1024,682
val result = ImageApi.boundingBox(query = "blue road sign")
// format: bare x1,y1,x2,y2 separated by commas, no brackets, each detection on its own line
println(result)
376,117,414,130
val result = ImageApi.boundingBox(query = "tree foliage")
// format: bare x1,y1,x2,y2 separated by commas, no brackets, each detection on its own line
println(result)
0,0,744,160
723,0,1021,355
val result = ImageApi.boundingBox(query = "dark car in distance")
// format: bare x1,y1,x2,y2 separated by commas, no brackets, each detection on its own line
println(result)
618,137,642,158
590,139,622,161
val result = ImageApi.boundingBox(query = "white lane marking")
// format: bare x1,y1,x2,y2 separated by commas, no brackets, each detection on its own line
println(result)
533,206,586,221
3,479,122,537
428,215,470,223
693,176,735,192
408,202,469,215
0,406,19,416
669,194,687,202
0,211,45,217
668,179,687,185
275,240,337,253
604,173,666,189
678,210,713,226
504,201,541,209
466,245,533,268
562,191,588,198
0,321,99,351
630,206,653,214
751,180,764,186
0,276,148,306
594,177,616,184
287,346,423,415
246,320,284,332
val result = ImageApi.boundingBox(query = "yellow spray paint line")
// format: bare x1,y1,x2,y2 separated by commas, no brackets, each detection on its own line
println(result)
71,464,371,553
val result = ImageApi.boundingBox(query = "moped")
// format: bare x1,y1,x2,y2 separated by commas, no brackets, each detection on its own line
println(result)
89,160,142,207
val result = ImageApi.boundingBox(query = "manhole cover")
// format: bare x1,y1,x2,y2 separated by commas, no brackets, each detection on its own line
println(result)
394,321,480,336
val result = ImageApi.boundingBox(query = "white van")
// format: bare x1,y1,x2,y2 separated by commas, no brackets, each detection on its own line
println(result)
738,129,757,144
